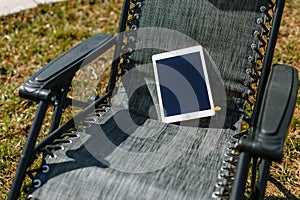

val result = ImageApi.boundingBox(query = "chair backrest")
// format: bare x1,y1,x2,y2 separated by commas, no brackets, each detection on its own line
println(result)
112,0,270,128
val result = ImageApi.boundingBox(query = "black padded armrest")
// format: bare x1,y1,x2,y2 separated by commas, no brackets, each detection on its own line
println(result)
239,64,298,162
19,33,115,101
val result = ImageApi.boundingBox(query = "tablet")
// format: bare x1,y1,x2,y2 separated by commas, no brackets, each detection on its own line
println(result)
152,46,215,123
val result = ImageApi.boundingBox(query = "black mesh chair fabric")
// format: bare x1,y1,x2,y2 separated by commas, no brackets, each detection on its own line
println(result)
28,0,269,199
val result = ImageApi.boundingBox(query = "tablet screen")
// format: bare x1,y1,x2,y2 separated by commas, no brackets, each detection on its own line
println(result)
152,46,215,123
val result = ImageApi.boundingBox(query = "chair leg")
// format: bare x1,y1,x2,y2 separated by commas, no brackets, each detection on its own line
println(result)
253,159,271,200
8,101,48,200
230,152,251,200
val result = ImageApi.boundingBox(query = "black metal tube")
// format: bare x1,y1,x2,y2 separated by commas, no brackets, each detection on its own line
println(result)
250,157,258,193
106,0,131,92
254,159,272,200
251,0,285,127
118,0,131,34
8,101,48,200
49,86,69,133
230,152,251,200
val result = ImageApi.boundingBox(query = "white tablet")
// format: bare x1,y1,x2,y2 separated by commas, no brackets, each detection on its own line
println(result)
152,46,215,123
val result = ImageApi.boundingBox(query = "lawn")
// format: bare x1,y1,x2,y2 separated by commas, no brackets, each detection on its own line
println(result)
0,0,299,199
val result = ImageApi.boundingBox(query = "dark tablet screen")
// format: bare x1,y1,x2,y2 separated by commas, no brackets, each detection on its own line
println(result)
155,52,211,117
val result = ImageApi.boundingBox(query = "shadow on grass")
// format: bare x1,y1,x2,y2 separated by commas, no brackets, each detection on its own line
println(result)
265,176,299,200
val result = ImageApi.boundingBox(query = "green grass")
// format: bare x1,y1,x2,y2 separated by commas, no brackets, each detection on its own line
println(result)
0,1,122,199
267,0,300,198
0,0,299,199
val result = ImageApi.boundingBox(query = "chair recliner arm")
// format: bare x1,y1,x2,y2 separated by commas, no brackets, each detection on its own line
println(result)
238,64,298,162
19,33,115,102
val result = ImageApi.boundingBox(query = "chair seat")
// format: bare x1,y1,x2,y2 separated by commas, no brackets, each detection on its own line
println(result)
29,107,240,199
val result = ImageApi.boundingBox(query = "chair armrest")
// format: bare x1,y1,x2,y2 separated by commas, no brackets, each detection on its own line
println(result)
19,33,115,102
239,64,298,162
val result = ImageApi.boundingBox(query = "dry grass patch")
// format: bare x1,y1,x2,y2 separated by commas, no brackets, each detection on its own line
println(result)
266,0,300,198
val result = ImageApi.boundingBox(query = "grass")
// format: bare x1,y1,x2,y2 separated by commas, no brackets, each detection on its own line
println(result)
0,1,123,199
0,0,299,199
266,0,300,198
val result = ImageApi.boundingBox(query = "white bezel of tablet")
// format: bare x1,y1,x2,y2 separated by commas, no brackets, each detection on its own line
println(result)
152,46,215,123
